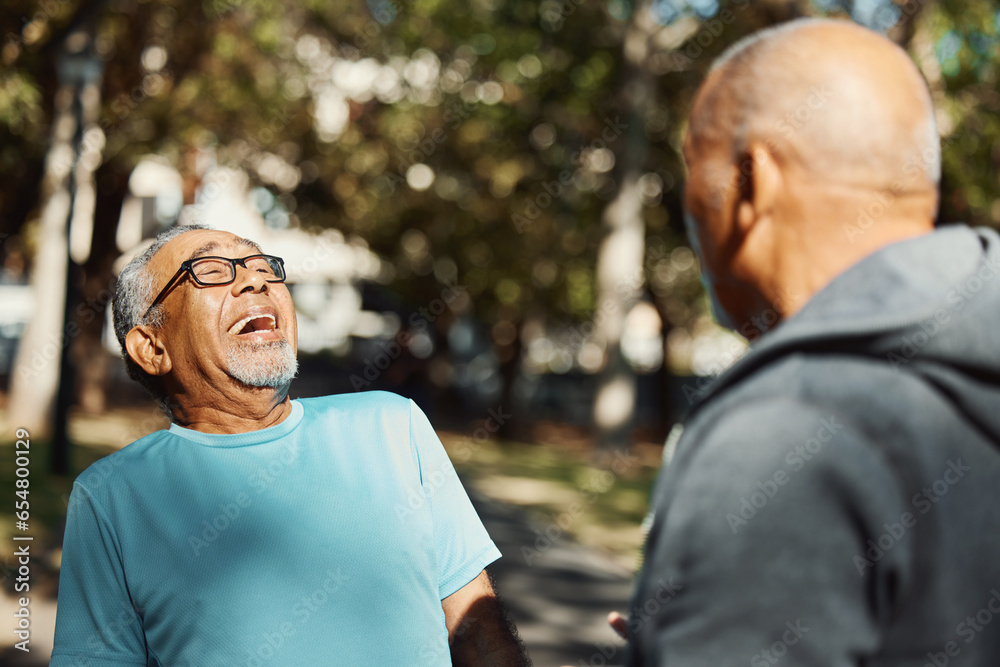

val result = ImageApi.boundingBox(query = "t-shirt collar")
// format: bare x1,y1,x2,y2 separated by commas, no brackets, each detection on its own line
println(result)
167,400,304,447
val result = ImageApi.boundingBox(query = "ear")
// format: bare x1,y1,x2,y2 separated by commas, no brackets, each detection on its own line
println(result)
735,140,783,235
125,325,172,377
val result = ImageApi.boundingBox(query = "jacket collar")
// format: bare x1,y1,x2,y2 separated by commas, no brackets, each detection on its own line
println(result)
686,225,992,416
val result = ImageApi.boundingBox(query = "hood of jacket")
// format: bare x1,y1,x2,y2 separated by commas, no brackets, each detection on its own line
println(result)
689,224,1000,443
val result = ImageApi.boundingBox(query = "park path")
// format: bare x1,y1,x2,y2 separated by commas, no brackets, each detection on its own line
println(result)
471,492,634,667
0,493,635,667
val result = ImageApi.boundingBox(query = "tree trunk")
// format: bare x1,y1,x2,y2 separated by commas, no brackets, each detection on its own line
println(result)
74,163,131,414
592,171,646,455
494,325,523,442
591,2,659,457
8,18,103,451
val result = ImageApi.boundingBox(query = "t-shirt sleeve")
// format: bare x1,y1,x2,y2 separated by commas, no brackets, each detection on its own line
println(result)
408,399,502,599
628,398,911,666
51,482,150,666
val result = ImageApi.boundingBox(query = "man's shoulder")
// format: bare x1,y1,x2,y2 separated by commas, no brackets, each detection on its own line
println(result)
659,396,904,551
685,353,921,479
71,429,175,498
301,390,409,409
299,390,413,422
683,395,853,474
709,346,917,428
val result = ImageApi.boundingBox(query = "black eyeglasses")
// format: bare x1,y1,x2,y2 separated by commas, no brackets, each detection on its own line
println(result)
144,254,287,318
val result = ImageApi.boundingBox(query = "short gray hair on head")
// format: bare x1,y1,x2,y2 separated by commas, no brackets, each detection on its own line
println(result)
698,17,940,188
112,224,212,419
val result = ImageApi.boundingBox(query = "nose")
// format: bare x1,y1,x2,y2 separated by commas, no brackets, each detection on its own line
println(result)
230,262,269,296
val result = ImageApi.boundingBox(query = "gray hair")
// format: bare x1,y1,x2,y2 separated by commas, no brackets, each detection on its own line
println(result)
112,224,212,419
702,17,940,187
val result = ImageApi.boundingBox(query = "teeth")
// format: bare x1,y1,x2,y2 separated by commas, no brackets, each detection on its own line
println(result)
228,313,276,335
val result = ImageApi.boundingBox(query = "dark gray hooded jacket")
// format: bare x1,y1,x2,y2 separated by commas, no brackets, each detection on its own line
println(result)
628,225,1000,666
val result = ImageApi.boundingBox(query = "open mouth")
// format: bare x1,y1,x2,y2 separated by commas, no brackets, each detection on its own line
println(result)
228,313,277,336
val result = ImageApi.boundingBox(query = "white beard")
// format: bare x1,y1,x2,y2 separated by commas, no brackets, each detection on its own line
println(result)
226,339,298,388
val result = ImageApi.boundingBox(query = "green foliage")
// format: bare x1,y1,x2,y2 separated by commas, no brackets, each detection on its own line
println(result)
2,0,999,350
0,69,42,134
927,1,1000,226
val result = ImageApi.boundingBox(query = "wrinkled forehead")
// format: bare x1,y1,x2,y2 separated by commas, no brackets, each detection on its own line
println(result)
148,230,263,281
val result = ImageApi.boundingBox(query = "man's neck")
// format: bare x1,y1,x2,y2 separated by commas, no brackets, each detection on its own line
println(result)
769,217,934,321
169,387,294,434
759,182,936,321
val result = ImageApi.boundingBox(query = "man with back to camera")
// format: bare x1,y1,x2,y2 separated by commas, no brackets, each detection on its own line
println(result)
622,17,1000,666
50,225,531,666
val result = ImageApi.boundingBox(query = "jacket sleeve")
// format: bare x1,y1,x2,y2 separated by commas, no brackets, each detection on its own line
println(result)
628,397,913,666
51,482,150,666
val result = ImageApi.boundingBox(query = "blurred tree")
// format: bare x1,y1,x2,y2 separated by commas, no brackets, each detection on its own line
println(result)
920,0,1000,227
6,2,104,464
1,0,998,459
589,2,696,454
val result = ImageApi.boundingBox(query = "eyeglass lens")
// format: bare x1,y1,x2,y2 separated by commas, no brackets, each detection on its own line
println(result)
190,256,283,284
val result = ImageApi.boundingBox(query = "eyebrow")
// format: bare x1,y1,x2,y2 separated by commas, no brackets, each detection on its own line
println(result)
186,239,263,262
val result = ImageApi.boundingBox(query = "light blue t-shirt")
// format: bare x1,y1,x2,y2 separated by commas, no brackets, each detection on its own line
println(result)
51,391,501,666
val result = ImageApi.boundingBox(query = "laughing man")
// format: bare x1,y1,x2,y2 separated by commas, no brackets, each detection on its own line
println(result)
51,225,530,666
